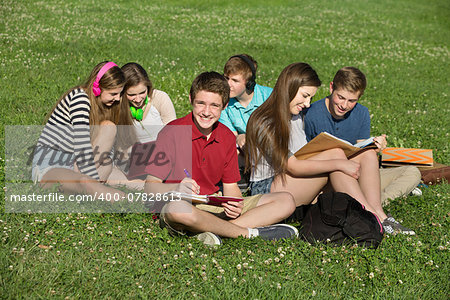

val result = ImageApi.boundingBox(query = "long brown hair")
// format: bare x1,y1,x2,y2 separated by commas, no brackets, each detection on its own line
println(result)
81,61,125,126
245,62,321,181
121,62,154,105
46,61,125,126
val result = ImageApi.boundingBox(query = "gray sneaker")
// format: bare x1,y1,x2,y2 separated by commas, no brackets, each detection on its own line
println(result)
196,232,222,246
255,224,299,241
382,216,415,235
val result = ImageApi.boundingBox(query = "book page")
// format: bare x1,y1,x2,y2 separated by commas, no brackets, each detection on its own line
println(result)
353,137,375,148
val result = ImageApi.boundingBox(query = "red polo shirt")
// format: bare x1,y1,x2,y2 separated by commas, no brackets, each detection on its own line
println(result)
145,112,240,195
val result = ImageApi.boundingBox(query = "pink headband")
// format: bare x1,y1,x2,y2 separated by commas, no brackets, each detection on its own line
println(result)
92,62,118,96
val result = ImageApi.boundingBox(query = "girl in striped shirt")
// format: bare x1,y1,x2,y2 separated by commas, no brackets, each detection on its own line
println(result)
32,61,130,197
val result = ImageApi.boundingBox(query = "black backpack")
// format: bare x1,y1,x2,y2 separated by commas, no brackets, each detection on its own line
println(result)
290,192,384,248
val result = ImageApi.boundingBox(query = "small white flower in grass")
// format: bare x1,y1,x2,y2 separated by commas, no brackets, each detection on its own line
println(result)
398,280,403,284
236,264,241,270
369,272,374,279
174,255,178,259
312,290,316,296
277,283,281,289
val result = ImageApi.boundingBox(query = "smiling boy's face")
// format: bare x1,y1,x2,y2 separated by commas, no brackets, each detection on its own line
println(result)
190,90,223,137
326,83,361,119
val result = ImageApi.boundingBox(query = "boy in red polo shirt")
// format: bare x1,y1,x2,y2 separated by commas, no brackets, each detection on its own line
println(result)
144,71,297,245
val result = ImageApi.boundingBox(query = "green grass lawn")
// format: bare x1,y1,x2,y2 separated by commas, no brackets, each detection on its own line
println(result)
1,0,449,298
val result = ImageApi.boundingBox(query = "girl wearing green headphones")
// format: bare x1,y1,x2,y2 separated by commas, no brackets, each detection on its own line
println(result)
121,63,176,143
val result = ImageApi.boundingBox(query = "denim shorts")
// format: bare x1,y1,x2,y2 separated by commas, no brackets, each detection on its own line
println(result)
32,146,75,183
249,176,274,195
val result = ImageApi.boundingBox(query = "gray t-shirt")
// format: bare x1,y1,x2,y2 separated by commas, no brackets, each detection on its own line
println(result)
250,113,308,182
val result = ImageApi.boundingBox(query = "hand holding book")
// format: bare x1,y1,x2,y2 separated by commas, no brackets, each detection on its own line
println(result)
167,192,244,207
221,200,244,218
294,132,378,160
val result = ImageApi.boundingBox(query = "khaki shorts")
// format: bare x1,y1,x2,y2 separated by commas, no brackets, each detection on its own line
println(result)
159,194,263,236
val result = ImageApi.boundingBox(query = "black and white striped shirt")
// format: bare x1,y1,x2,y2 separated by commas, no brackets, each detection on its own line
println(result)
37,88,99,180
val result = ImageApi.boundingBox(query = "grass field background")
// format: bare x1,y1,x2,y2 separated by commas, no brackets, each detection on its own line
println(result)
1,0,449,298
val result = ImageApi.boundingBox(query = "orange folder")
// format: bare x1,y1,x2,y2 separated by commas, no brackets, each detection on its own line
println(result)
381,147,433,166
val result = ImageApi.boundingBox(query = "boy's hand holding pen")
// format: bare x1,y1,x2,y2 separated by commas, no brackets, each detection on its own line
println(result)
177,169,200,194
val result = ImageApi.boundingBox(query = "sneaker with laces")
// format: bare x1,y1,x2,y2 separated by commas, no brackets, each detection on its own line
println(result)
196,232,222,246
382,216,415,235
254,224,299,241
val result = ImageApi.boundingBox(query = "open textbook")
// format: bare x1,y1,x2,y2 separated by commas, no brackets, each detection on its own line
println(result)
167,192,244,206
294,132,377,160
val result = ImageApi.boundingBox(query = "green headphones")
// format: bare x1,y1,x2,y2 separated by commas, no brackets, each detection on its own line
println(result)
130,96,148,121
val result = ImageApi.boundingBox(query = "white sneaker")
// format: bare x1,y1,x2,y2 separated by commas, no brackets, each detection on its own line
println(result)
410,187,422,196
196,232,222,246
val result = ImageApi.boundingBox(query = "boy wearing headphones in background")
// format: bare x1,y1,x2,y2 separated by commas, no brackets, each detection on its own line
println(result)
219,54,273,190
219,54,273,149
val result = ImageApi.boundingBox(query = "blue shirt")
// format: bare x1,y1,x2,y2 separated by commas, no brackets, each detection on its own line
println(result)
304,98,371,145
219,84,273,134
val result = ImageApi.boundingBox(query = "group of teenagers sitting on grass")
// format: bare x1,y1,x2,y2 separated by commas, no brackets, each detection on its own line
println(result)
33,54,422,245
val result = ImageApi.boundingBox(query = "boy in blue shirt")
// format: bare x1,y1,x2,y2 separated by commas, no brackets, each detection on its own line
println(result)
305,67,417,235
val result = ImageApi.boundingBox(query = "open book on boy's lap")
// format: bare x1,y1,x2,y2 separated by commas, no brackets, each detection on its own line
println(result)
167,192,244,206
294,132,377,160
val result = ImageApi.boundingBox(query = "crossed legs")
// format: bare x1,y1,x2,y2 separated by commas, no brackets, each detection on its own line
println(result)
162,192,295,238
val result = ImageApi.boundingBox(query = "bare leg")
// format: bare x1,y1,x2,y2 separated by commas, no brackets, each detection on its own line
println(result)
91,120,117,181
41,168,125,198
271,174,327,206
106,166,145,190
164,201,249,238
269,148,384,219
230,192,296,228
350,150,387,220
271,148,347,207
164,192,296,238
